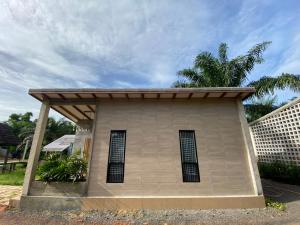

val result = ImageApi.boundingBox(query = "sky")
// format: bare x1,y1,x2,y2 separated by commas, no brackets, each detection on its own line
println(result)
0,0,300,121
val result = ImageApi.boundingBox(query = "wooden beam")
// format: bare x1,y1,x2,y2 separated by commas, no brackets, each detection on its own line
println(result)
172,93,177,99
57,93,66,100
73,105,92,120
75,93,82,99
59,106,80,121
235,92,242,99
187,93,193,99
219,92,226,98
108,93,113,99
141,93,144,99
92,93,97,99
157,93,160,99
22,101,50,195
203,92,209,98
49,99,97,105
125,93,129,99
41,94,49,101
87,105,95,113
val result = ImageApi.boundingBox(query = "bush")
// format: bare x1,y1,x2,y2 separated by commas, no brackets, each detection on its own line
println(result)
37,152,87,182
258,161,300,185
265,197,286,211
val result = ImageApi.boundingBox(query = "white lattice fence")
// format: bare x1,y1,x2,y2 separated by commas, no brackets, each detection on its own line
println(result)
250,99,300,166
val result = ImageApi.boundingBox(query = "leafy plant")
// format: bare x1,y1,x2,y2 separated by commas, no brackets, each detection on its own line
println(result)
37,152,87,182
265,197,286,211
258,161,300,185
173,42,300,98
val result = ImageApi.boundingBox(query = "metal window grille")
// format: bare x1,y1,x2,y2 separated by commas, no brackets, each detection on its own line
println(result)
179,130,200,182
106,130,126,183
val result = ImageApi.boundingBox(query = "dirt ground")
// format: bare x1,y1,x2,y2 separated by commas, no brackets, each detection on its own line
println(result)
0,179,299,225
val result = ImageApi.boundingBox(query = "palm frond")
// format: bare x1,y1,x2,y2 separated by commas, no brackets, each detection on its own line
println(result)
172,80,196,88
248,73,300,97
244,41,271,71
218,43,228,64
177,69,201,84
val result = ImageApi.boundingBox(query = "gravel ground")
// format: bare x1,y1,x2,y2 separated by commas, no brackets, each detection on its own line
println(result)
0,207,297,225
0,179,299,225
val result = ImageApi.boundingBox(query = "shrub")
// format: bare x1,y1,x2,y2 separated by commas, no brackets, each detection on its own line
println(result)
258,161,300,185
37,152,87,182
265,197,286,211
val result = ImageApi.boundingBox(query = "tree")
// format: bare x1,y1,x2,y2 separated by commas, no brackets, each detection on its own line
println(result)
244,97,278,122
44,118,76,144
173,42,300,98
6,113,76,158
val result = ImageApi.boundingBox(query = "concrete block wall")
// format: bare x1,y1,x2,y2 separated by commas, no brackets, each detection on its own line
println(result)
87,99,254,197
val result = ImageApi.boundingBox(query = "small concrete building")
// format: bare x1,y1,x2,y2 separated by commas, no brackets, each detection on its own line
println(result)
21,88,264,210
250,97,300,165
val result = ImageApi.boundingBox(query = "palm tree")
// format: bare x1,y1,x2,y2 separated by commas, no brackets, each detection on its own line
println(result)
173,42,300,98
244,96,278,122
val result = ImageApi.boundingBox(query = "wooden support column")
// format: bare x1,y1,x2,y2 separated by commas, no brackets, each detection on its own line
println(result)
237,99,263,195
22,101,50,196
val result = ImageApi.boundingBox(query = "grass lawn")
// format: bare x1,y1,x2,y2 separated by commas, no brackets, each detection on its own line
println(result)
0,164,25,186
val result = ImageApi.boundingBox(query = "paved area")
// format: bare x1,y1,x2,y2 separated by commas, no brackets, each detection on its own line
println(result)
0,179,299,224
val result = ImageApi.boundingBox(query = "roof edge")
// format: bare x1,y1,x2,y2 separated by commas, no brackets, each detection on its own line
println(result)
29,87,255,94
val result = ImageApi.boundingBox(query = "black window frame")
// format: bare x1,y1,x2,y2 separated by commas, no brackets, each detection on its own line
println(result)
179,130,200,182
106,130,126,183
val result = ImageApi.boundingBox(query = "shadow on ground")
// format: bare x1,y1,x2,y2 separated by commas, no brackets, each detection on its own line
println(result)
262,178,300,204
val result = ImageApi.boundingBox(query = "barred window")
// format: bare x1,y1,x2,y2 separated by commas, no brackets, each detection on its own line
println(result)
106,130,126,183
179,130,200,182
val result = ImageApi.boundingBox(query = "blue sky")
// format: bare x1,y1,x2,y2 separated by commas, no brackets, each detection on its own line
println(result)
0,0,299,121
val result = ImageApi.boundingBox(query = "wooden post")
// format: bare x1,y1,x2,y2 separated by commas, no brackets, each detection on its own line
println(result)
237,99,263,195
22,101,49,196
2,147,9,173
22,140,29,161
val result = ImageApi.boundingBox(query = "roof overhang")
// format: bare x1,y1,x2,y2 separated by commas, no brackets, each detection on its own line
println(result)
29,87,255,123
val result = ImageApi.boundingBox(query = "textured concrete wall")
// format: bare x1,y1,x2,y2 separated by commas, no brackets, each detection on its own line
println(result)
88,99,254,197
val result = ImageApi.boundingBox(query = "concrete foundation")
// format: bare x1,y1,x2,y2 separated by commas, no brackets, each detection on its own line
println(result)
20,195,265,211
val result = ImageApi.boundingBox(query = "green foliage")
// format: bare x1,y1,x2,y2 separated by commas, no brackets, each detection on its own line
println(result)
6,112,76,155
265,197,286,211
174,42,300,98
258,161,300,185
37,152,87,182
248,73,300,98
0,164,25,186
244,96,278,122
44,118,76,144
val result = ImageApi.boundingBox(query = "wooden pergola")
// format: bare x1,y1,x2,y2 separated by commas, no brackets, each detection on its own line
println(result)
29,87,255,123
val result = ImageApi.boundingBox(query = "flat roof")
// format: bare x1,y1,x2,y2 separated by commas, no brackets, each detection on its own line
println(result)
29,87,255,123
43,135,75,152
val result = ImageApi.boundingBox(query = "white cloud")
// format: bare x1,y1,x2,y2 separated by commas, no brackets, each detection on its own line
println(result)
0,0,299,120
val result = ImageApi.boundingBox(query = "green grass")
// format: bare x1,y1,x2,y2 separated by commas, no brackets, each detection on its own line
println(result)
265,197,286,211
0,164,26,186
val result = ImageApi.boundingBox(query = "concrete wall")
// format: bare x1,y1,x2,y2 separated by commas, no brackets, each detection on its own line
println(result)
88,99,254,197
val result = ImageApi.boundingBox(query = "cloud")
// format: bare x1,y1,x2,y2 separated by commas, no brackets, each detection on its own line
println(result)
0,0,299,121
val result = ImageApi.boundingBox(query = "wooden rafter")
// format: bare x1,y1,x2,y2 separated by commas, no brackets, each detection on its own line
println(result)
59,106,80,121
219,92,226,98
187,93,193,99
73,105,91,120
203,92,209,98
